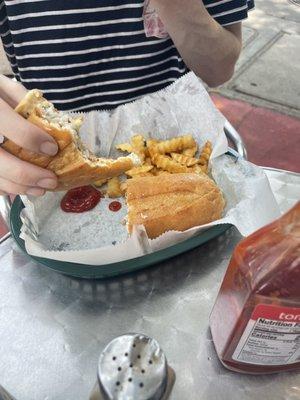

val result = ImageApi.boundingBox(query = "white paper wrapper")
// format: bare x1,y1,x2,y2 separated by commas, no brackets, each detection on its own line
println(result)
264,168,300,214
19,73,280,265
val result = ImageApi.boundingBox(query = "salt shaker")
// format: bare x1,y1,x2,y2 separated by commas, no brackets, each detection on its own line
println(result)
90,333,175,400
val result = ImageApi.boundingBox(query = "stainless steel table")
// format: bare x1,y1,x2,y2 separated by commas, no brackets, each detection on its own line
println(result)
0,228,298,400
0,167,299,400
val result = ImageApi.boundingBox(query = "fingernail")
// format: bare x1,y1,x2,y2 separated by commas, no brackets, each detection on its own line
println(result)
37,178,57,189
40,141,58,156
26,188,45,196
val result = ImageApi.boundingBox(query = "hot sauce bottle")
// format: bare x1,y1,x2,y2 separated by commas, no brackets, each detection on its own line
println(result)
210,202,300,374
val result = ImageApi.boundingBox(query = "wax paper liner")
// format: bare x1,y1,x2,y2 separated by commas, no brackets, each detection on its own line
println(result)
263,169,300,214
19,73,281,265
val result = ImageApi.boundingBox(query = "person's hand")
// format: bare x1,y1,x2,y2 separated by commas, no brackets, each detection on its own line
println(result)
0,76,58,196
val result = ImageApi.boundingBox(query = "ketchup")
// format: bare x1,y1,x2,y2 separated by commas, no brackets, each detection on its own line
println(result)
109,201,122,212
61,186,102,213
210,202,300,374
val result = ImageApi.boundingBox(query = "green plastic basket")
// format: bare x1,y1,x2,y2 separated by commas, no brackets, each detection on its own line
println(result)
10,196,231,279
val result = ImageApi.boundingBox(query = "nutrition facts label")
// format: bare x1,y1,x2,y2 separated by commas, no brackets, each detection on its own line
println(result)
232,304,300,365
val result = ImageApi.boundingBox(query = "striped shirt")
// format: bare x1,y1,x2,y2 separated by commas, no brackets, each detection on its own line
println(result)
0,0,254,112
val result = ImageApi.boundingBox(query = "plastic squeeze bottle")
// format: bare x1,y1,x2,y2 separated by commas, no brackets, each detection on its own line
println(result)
210,202,300,374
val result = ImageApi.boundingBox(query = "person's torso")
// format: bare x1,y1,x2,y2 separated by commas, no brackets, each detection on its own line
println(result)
0,0,187,111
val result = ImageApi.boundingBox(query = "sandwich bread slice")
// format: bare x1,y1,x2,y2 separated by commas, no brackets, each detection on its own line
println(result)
2,90,140,190
126,173,225,239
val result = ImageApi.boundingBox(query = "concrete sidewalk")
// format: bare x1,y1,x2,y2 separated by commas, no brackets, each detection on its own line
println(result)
213,0,300,119
210,0,300,173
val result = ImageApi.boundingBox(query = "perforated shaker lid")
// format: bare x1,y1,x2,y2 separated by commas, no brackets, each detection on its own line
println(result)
97,333,169,400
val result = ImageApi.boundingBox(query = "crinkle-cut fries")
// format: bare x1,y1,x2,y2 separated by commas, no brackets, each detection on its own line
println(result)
95,135,213,198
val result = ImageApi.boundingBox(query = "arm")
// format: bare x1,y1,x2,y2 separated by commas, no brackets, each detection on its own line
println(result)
151,0,242,87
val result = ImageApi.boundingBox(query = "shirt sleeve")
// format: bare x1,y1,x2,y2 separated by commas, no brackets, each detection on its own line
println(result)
203,0,255,26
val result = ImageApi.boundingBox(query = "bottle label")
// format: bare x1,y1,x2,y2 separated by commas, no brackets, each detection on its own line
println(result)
232,304,300,365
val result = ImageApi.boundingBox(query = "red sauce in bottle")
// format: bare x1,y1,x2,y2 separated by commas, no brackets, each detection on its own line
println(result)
109,201,122,212
210,202,300,374
61,185,102,213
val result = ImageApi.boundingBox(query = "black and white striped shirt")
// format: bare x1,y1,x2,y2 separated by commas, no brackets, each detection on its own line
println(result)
0,0,254,112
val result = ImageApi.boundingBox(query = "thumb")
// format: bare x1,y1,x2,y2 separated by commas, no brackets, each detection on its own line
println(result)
0,99,58,156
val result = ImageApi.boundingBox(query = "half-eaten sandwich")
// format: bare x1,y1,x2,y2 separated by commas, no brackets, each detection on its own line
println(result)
2,90,140,190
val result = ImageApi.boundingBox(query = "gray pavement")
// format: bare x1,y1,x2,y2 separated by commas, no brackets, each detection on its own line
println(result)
218,0,300,118
0,1,299,117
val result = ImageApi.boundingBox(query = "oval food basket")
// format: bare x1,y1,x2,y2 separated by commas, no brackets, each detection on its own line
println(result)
2,122,245,279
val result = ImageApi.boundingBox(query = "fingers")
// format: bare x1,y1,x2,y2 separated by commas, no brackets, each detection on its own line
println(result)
0,177,45,196
0,80,59,197
0,75,28,108
0,98,58,156
0,147,57,189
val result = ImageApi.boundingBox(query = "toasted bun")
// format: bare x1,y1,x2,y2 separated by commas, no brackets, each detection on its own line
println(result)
126,173,225,239
2,90,138,191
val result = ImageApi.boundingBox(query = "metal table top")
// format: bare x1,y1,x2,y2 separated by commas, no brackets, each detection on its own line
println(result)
1,230,299,400
0,169,299,400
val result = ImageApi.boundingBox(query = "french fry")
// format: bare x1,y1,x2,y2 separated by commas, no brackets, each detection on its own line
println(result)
144,147,150,158
116,143,133,153
131,134,144,148
152,154,189,173
126,165,153,177
120,181,127,195
171,152,198,167
198,151,211,164
107,177,122,198
150,166,161,175
156,135,196,154
198,141,212,166
190,165,206,175
116,135,213,179
146,139,159,159
93,178,107,187
183,145,198,157
132,172,153,178
147,138,158,145
144,157,153,166
156,170,171,176
131,135,146,161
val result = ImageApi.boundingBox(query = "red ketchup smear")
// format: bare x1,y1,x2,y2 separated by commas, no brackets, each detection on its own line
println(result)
61,185,102,213
109,201,122,212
